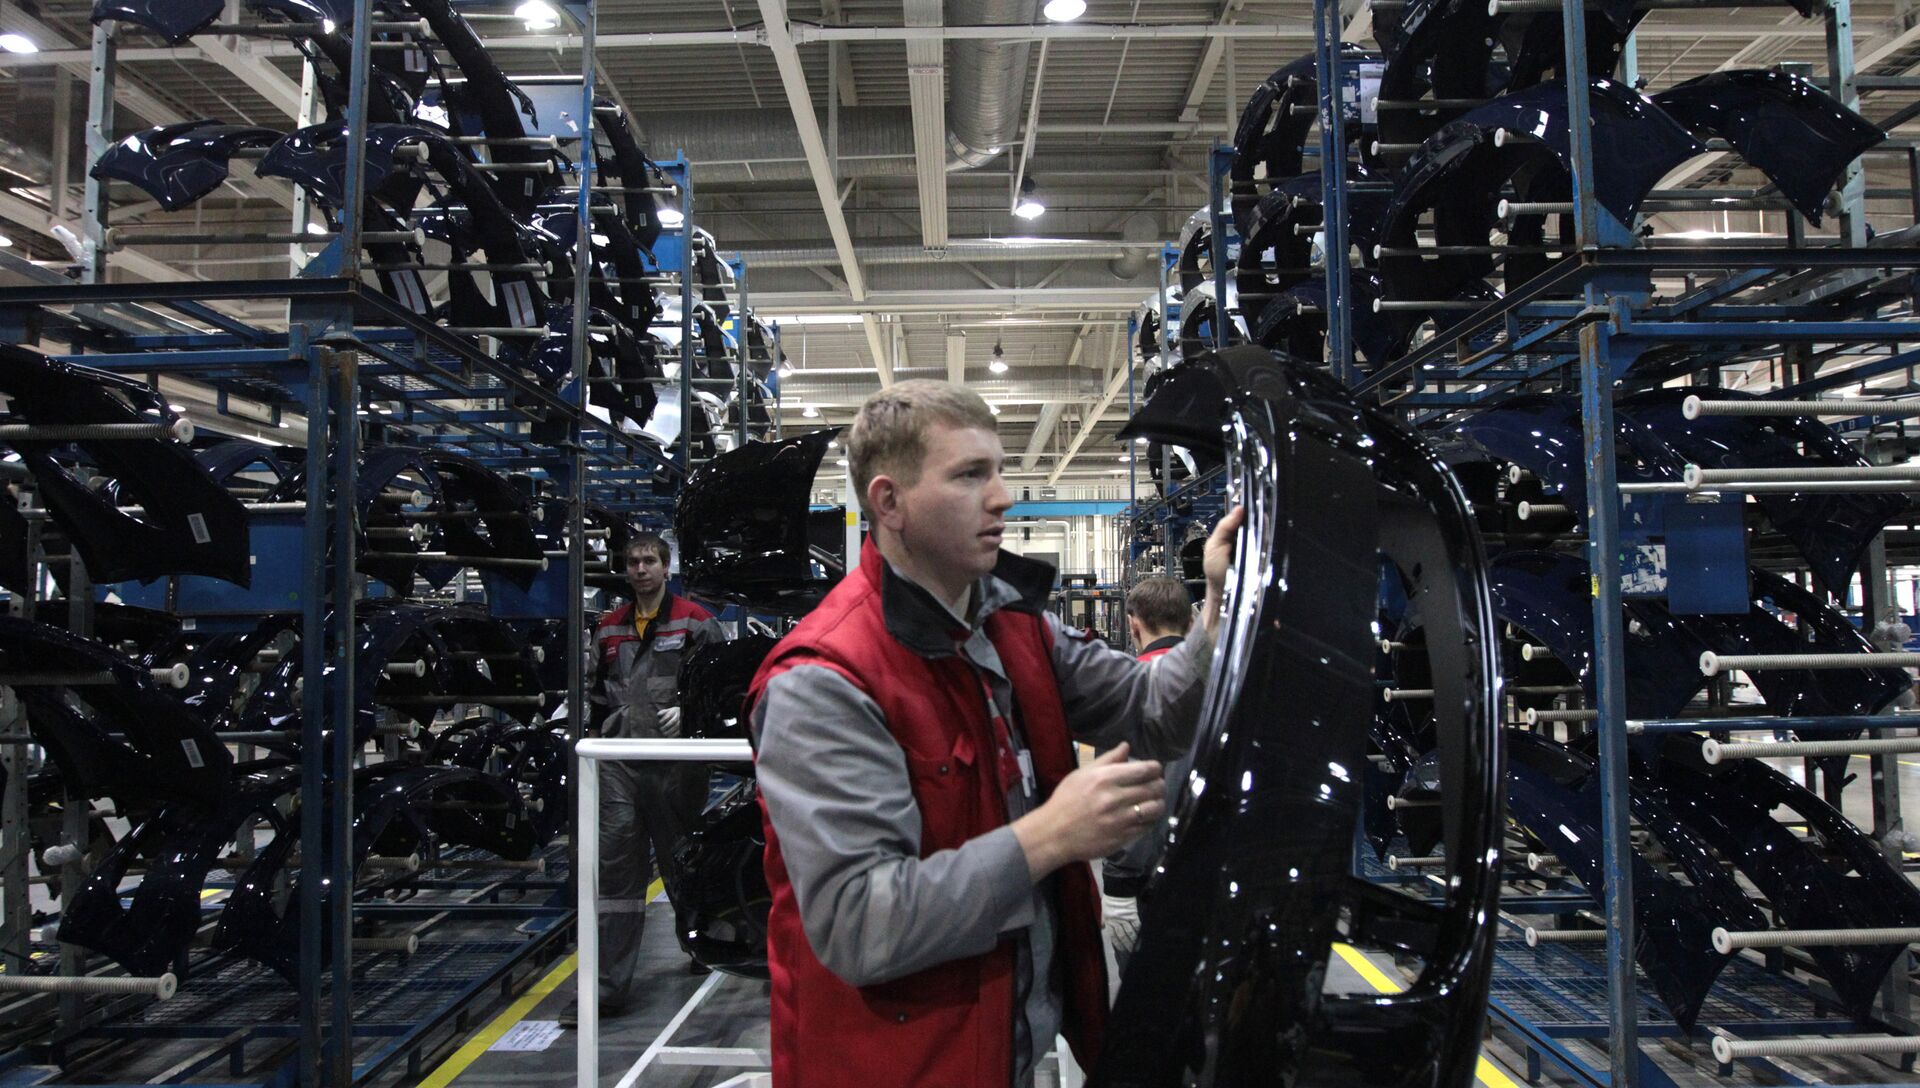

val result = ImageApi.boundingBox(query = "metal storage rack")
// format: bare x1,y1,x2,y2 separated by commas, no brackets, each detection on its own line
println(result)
1304,0,1920,1081
0,0,724,1082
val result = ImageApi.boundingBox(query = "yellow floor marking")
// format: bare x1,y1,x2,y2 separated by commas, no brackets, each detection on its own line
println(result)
1332,942,1519,1088
420,876,665,1088
417,953,578,1088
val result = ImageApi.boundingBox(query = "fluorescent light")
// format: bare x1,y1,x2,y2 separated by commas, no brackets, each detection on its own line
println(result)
515,0,560,30
169,403,187,411
1043,0,1087,20
1135,436,1149,445
657,206,686,229
1013,176,1045,220
0,33,39,54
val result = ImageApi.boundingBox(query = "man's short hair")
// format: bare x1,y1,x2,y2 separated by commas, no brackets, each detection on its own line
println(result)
848,379,998,497
627,532,670,565
1128,576,1191,634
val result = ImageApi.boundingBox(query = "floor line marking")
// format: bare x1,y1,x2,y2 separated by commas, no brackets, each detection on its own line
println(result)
418,953,577,1088
1331,942,1519,1088
421,876,664,1087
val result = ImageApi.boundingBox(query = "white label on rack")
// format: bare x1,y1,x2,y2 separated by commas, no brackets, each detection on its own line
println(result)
503,280,538,327
187,512,210,545
404,47,427,72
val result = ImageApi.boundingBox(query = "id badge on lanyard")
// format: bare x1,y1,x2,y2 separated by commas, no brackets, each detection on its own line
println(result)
977,672,1035,799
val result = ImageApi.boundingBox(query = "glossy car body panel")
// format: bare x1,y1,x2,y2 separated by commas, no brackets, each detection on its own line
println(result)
1097,347,1503,1088
1488,551,1712,719
1648,735,1920,1020
92,0,222,40
1618,389,1909,596
90,121,284,210
1378,80,1700,306
0,617,233,804
1653,69,1885,224
677,429,843,612
1505,730,1759,1031
214,764,533,979
59,779,290,976
0,346,250,587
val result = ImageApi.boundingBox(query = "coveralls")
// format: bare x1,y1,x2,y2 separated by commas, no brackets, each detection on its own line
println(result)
589,593,724,1006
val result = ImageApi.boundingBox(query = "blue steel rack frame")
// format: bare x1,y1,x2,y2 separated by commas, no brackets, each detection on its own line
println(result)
1308,0,1920,1083
0,0,726,1084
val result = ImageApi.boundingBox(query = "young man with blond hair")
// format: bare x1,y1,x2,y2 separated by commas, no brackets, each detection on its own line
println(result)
748,380,1242,1087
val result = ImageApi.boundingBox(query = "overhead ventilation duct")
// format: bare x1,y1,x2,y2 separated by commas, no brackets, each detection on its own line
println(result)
945,0,1041,171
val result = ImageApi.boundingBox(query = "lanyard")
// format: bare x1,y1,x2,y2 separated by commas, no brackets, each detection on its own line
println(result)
974,671,1035,799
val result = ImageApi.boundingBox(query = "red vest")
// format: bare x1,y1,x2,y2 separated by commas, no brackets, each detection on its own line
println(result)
748,541,1107,1087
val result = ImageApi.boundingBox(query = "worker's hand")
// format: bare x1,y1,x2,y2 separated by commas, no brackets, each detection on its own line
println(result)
1201,505,1246,633
1102,891,1142,957
658,705,682,737
1011,743,1165,881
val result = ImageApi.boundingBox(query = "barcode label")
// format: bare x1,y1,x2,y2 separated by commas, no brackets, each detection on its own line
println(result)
187,512,211,545
181,739,204,769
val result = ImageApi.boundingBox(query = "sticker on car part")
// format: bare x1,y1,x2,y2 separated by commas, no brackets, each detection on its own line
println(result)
502,280,538,327
181,739,204,769
187,512,210,545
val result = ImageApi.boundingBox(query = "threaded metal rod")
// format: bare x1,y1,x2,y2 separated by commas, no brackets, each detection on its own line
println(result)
1526,708,1599,724
1703,736,1920,764
1526,927,1607,946
0,420,191,443
1383,688,1433,702
1712,1034,1920,1064
1683,395,1920,420
1387,854,1448,870
1700,650,1920,675
0,972,176,998
1685,463,1920,491
1713,925,1920,954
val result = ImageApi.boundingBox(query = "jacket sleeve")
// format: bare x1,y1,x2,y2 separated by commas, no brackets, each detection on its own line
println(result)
753,663,1037,988
1049,610,1215,761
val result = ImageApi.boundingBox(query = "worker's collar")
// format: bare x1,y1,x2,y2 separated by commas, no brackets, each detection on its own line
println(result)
1141,634,1185,656
879,549,1055,658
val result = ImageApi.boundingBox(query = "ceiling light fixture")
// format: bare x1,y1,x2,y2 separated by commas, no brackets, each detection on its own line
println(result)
0,232,13,248
1013,176,1046,220
1042,0,1087,21
988,342,1008,374
514,0,559,30
0,33,38,54
657,205,686,230
989,404,1002,416
801,404,820,418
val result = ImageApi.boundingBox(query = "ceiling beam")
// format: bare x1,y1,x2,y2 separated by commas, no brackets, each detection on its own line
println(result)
755,0,870,300
945,329,967,384
862,313,895,387
1021,401,1066,470
1046,329,1131,486
820,0,861,105
194,36,305,118
1175,1,1241,124
904,0,949,248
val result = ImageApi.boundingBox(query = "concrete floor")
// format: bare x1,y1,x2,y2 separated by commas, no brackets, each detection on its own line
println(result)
420,745,1920,1088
